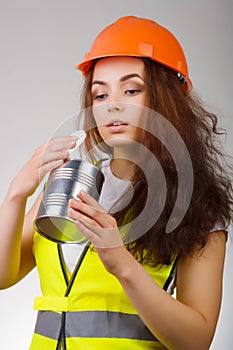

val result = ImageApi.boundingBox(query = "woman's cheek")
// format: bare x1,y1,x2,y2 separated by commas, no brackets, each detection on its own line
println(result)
96,125,106,140
92,105,107,127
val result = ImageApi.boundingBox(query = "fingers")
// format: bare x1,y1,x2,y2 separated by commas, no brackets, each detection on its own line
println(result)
68,207,100,230
69,193,115,228
12,135,80,198
68,191,124,249
34,136,77,178
39,136,77,165
20,135,78,195
45,136,77,155
75,219,124,248
78,190,105,211
38,159,65,178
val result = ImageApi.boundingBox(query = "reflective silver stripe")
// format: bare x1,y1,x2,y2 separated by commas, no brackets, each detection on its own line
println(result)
34,310,158,342
34,311,61,340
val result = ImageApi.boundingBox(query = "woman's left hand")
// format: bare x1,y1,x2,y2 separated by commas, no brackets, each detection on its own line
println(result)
68,191,127,274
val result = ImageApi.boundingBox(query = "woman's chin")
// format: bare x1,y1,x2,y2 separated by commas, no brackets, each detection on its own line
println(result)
105,136,136,148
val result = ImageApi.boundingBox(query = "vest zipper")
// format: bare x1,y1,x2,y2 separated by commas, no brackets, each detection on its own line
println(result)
56,243,90,348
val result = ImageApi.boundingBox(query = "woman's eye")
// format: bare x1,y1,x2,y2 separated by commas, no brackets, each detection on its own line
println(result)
93,93,107,101
125,89,141,95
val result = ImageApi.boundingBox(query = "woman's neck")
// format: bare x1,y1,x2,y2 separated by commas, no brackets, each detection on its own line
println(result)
111,144,139,181
110,158,135,181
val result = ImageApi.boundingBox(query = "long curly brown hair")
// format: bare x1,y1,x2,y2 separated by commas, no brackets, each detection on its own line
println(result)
78,57,233,266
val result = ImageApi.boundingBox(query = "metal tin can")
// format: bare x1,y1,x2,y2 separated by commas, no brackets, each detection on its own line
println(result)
34,159,104,243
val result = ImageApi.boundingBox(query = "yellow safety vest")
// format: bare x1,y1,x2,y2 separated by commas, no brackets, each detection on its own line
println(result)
29,232,177,350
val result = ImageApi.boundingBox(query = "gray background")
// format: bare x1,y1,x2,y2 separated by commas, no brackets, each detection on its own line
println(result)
0,1,232,349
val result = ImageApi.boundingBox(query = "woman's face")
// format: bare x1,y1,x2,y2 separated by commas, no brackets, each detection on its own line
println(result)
91,56,147,148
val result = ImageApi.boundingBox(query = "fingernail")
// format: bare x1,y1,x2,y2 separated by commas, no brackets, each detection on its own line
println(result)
79,190,86,198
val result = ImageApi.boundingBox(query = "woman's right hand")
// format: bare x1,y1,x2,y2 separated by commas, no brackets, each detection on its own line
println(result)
0,135,77,288
10,136,77,198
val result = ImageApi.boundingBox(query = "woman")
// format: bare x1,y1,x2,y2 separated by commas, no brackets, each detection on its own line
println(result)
0,16,232,350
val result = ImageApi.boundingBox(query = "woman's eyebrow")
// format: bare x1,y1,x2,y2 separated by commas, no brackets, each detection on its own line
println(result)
92,73,144,87
92,80,106,86
120,73,144,82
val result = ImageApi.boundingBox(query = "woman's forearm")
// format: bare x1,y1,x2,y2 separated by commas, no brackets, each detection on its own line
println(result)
0,181,28,288
0,136,77,288
111,247,219,350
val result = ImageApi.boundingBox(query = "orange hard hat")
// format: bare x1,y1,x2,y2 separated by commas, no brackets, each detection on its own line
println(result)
76,16,192,91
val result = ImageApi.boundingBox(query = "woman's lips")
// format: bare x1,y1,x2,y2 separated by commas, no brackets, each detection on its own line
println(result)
106,120,128,132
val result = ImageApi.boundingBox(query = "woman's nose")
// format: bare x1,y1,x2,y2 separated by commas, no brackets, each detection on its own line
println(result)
107,102,124,112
